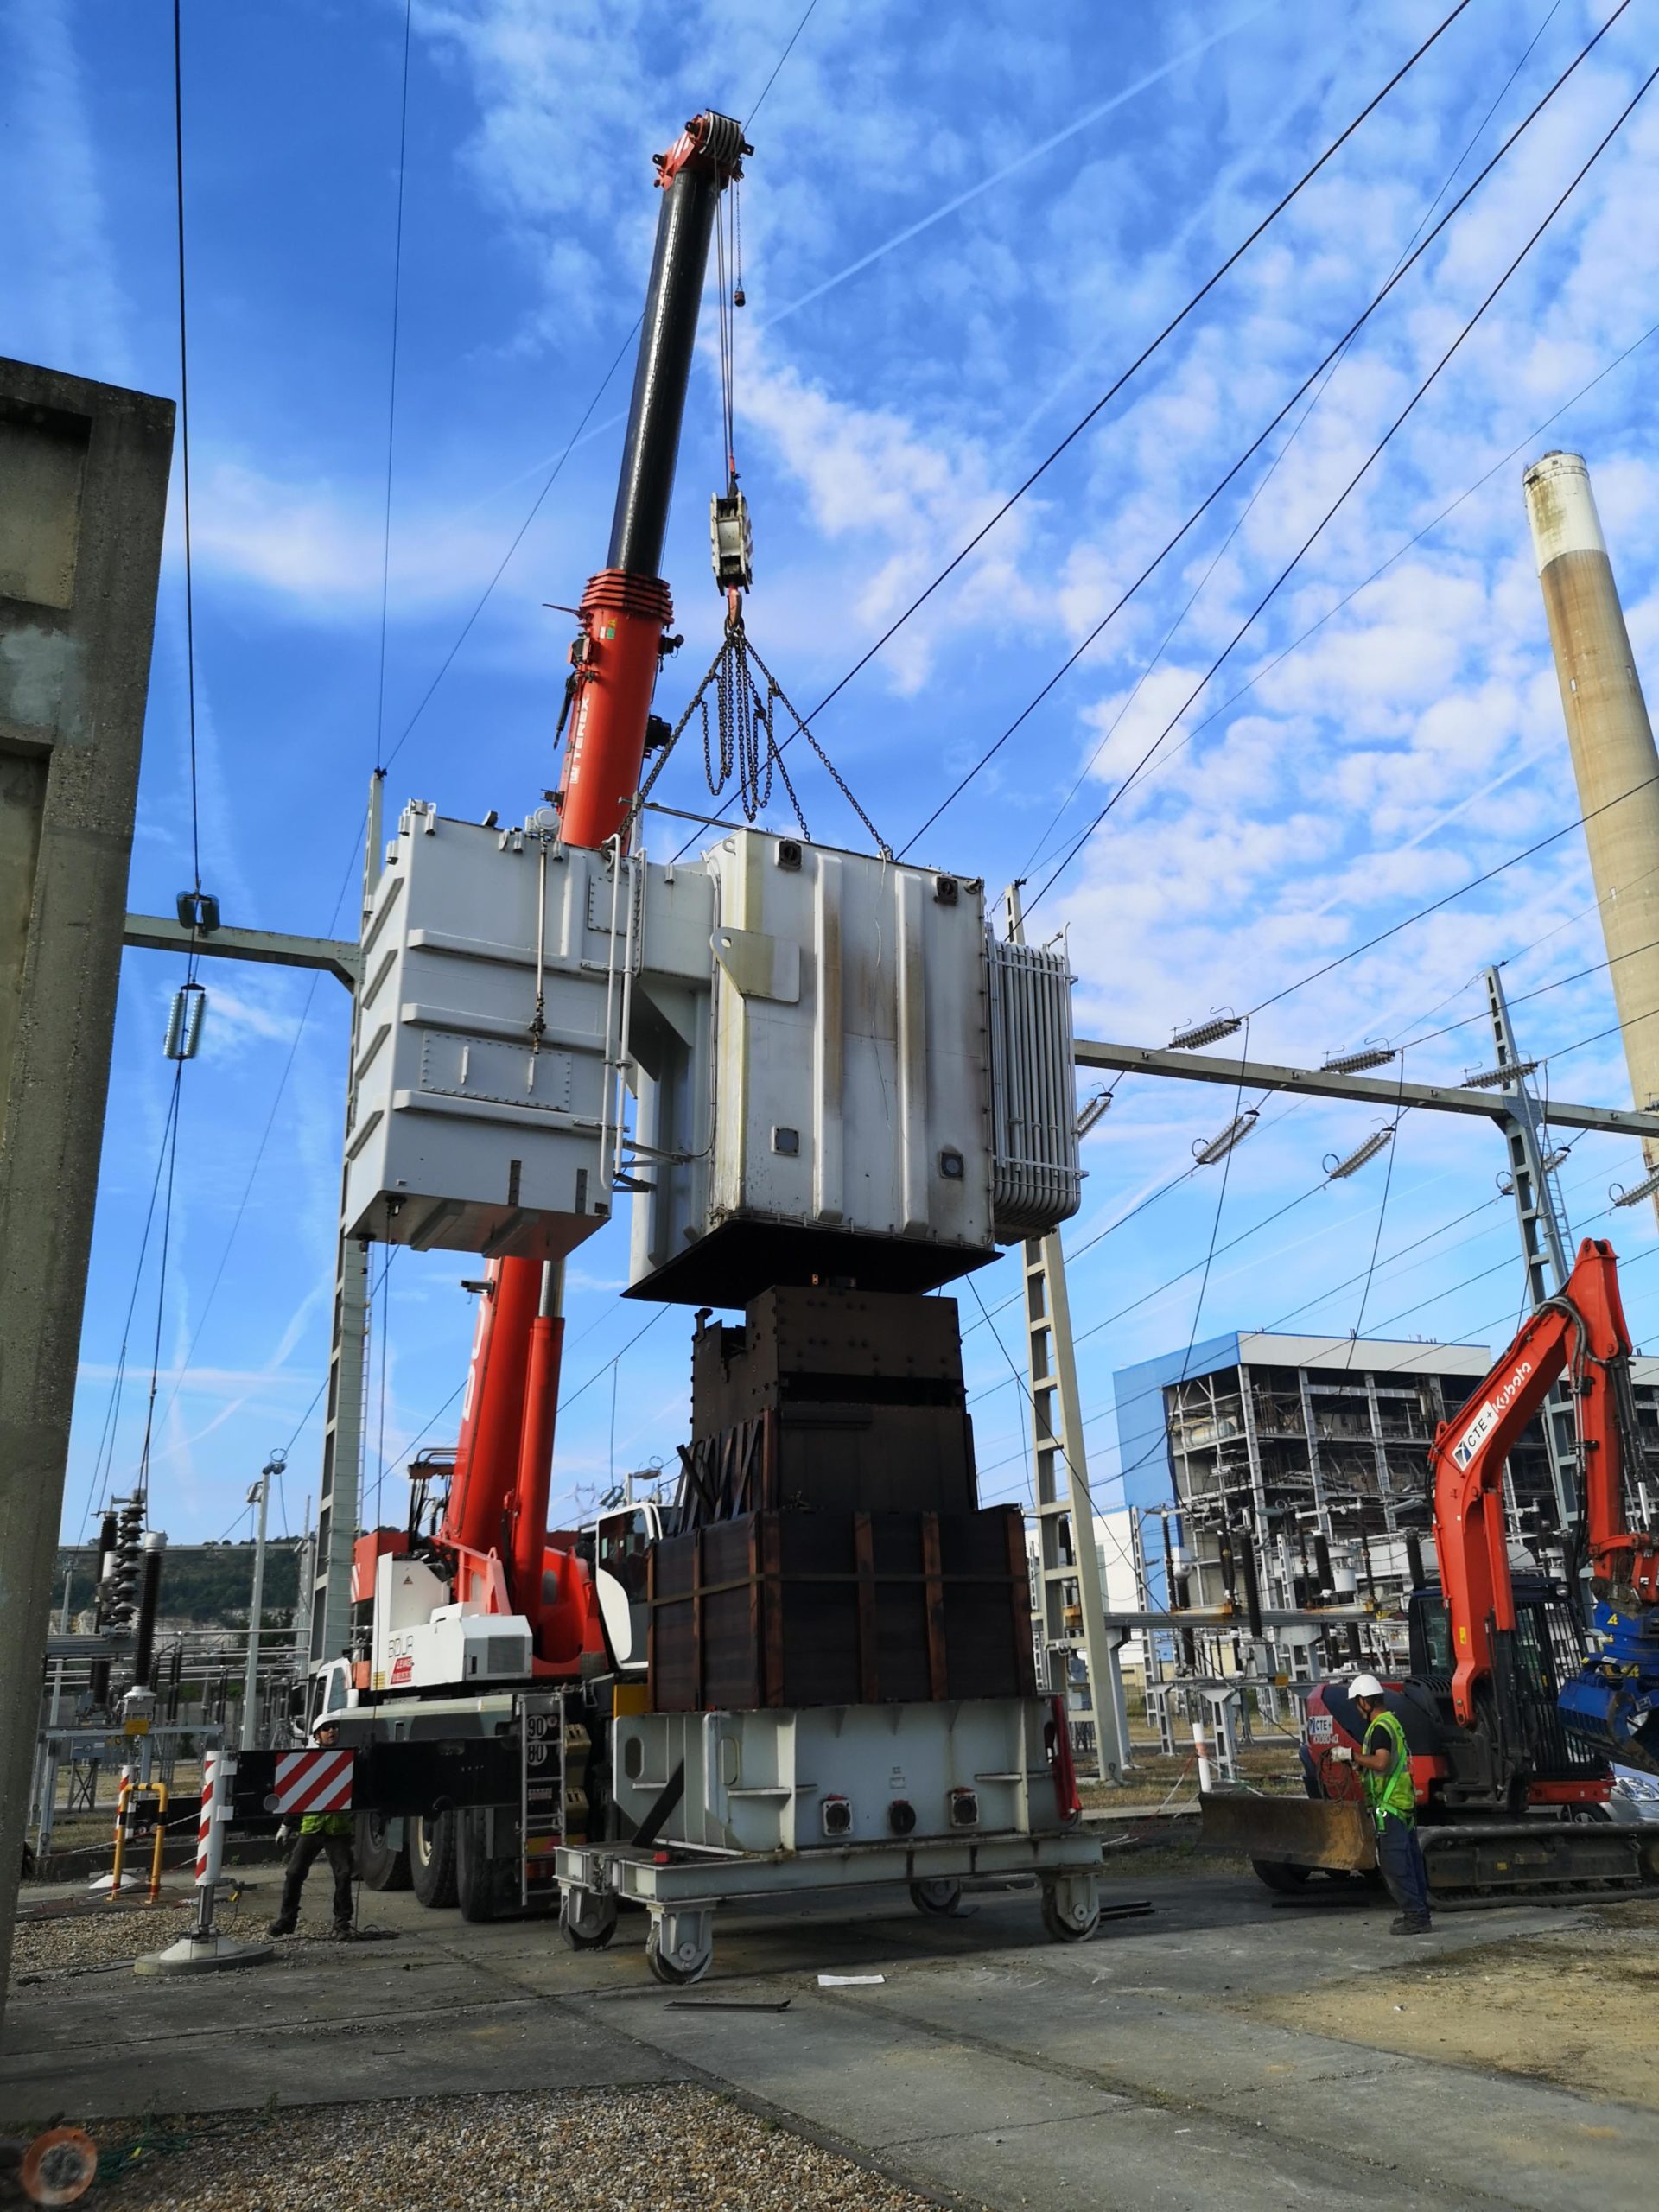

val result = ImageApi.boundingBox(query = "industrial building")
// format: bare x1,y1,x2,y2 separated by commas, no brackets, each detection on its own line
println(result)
1111,1328,1659,1623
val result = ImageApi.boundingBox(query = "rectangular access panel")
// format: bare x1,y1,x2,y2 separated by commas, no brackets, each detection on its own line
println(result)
342,807,624,1260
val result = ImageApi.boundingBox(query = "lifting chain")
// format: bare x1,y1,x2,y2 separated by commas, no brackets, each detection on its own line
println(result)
637,613,892,859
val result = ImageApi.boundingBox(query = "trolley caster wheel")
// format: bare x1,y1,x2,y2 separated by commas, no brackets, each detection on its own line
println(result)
1040,1875,1100,1943
645,1908,713,1986
559,1887,619,1952
908,1878,963,1917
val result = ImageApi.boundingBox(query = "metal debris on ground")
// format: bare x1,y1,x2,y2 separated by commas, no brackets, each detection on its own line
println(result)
87,2086,938,2211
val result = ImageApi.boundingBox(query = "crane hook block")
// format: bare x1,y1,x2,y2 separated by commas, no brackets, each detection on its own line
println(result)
711,490,753,593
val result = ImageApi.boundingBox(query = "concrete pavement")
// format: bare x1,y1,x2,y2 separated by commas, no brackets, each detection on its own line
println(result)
5,1869,1653,2210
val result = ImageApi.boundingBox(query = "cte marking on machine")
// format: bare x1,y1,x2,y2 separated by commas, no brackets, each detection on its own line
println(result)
1452,1357,1534,1470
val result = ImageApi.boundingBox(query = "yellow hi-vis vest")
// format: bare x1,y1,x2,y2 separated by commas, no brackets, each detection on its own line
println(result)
1362,1707,1416,1826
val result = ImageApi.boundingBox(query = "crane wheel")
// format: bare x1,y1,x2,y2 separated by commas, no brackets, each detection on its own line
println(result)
645,1925,711,1986
356,1811,411,1892
456,1808,516,1922
409,1810,459,1909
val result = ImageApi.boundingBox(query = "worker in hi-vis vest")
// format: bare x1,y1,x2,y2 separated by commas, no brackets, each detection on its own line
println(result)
1332,1673,1433,1935
268,1719,355,1939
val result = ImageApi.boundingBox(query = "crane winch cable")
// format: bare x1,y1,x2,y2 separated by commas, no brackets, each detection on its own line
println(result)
910,0,1637,870
381,0,823,775
741,0,1482,767
1025,47,1657,917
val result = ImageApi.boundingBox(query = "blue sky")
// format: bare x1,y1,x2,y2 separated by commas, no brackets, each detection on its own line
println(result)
10,0,1659,1549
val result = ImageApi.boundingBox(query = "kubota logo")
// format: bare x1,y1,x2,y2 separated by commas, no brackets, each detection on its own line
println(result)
1452,1357,1534,1469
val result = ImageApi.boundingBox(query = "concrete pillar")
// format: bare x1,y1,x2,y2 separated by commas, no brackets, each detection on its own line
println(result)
1525,451,1659,1213
0,359,173,2017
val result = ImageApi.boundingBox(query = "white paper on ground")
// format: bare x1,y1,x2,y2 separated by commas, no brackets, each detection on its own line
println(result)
817,1973,886,1986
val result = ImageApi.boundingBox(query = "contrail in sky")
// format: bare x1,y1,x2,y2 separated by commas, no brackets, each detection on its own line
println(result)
491,0,1288,499
756,0,1287,333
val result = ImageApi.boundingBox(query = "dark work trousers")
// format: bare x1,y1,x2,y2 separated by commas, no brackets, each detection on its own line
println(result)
276,1830,354,1929
1375,1811,1432,1924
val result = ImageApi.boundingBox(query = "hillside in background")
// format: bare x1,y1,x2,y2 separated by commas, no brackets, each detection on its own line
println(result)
54,1542,303,1627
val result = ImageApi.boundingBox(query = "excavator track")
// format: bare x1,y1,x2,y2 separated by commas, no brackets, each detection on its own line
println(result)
1421,1819,1657,1901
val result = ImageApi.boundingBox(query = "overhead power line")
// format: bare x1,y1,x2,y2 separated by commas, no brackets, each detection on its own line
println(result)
1027,29,1654,912
374,0,415,772
380,317,641,774
744,0,818,127
1019,308,1659,874
1014,0,1574,881
171,0,202,906
759,0,1480,758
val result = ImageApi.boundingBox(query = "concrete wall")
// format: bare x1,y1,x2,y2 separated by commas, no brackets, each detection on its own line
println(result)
0,359,173,2009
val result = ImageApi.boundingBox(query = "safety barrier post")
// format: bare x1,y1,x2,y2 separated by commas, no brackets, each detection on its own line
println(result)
107,1773,132,1897
135,1743,270,1976
144,1782,169,1904
192,1748,231,1938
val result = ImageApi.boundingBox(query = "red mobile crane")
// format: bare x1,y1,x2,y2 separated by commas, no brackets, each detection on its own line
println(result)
1211,1239,1659,1900
307,108,750,1914
406,110,750,1681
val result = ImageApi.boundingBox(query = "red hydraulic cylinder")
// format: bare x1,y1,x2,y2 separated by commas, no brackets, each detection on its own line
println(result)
510,1272,566,1637
441,1255,542,1559
556,571,675,849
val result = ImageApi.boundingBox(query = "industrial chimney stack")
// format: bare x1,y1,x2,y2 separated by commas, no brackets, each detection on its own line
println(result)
1524,450,1659,1217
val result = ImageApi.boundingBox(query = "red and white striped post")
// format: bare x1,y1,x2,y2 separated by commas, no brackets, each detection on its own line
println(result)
192,1744,234,1936
134,1734,270,1974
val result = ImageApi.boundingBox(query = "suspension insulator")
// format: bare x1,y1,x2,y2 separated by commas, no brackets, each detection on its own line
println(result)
163,982,207,1061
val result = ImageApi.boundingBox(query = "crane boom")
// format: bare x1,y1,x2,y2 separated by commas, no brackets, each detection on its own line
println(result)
433,110,748,1666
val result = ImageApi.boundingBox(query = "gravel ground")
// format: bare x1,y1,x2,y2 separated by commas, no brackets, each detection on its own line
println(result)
10,1904,196,1980
10,1890,345,1980
92,2086,952,2211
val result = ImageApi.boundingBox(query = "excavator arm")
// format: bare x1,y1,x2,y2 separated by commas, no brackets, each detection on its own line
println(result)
1429,1237,1659,1771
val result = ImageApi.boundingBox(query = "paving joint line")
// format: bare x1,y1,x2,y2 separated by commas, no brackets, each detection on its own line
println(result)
810,1983,1575,2212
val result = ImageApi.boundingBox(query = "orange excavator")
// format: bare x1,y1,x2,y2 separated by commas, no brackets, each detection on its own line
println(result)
1211,1238,1659,1900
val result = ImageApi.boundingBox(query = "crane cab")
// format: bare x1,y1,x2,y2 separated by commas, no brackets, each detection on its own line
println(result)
592,1499,681,1674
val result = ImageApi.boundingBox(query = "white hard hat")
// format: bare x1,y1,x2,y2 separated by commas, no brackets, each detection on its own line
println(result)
1349,1673,1385,1700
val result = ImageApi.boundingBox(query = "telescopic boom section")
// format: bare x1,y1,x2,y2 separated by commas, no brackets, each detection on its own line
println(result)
556,109,749,852
1430,1237,1659,1729
437,113,747,1659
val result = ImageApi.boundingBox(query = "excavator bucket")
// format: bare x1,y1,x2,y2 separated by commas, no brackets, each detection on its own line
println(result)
1198,1792,1375,1872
